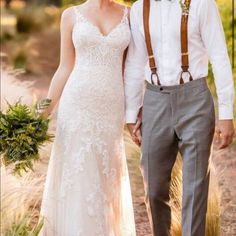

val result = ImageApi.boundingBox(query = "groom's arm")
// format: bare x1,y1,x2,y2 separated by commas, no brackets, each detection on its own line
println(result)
199,0,235,148
125,4,148,124
199,0,234,120
125,4,148,145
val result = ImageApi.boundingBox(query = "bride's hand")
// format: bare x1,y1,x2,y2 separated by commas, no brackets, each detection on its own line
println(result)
127,124,141,146
127,107,143,146
134,117,142,144
38,109,51,118
127,119,142,147
36,98,52,118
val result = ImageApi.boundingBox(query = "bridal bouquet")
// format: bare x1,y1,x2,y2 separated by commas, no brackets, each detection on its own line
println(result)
0,99,54,176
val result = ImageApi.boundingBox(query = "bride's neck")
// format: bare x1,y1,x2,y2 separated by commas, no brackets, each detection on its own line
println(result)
86,0,114,8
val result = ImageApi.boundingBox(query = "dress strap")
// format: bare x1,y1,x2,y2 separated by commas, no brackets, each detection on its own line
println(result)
73,6,79,22
124,6,128,15
122,6,129,23
74,6,85,22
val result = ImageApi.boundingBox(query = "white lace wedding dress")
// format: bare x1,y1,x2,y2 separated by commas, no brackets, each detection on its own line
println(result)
39,6,136,236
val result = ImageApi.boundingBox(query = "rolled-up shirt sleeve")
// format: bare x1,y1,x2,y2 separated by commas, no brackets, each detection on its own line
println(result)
124,4,148,123
199,0,235,120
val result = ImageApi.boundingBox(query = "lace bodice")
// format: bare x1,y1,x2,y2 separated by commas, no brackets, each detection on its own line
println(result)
72,6,130,69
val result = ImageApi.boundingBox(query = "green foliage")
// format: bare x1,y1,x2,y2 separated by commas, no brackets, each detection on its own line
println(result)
13,50,28,69
0,99,54,176
4,215,44,236
61,0,85,6
0,32,14,43
5,38,35,73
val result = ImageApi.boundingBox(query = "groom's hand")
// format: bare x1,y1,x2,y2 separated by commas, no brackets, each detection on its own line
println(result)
127,107,143,146
127,123,142,146
215,120,235,149
127,124,138,146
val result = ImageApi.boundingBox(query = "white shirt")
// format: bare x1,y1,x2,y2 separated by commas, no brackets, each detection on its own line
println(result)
124,0,235,123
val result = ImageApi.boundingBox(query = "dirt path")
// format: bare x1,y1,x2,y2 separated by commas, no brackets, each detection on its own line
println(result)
212,147,236,236
1,70,236,236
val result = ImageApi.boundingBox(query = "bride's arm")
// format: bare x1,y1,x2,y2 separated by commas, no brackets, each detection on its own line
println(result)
42,8,75,115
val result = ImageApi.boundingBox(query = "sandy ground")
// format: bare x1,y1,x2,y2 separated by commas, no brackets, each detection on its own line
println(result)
1,70,236,235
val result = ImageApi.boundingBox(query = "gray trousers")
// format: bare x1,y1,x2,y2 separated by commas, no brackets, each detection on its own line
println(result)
141,78,215,236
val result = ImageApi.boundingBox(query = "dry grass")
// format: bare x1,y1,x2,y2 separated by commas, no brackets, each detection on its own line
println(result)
1,167,44,235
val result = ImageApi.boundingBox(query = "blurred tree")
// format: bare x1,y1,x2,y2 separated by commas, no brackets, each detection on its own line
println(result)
5,0,12,9
47,0,61,6
22,0,62,6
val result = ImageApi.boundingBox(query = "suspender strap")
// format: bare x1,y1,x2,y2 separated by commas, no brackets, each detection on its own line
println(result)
180,0,193,84
181,15,189,72
143,0,161,85
143,0,193,85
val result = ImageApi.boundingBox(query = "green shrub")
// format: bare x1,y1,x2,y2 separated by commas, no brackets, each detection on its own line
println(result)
0,32,14,43
7,39,36,73
16,8,55,34
13,50,28,69
16,12,39,33
61,0,85,6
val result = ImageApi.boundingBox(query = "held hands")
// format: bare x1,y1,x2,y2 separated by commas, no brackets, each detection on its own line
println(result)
127,108,142,146
215,120,235,149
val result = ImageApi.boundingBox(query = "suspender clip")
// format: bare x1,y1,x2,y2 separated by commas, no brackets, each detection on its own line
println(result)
181,65,189,72
151,71,161,85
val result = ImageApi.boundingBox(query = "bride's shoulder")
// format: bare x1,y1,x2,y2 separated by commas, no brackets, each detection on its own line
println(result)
60,4,83,27
61,4,84,19
61,6,75,17
60,6,76,24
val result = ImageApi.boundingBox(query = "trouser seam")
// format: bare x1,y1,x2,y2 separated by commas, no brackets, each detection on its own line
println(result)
189,136,198,236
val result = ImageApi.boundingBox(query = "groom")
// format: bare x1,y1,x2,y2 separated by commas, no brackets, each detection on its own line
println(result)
125,0,235,235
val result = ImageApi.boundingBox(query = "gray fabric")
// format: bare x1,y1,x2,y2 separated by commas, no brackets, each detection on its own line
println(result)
141,77,215,236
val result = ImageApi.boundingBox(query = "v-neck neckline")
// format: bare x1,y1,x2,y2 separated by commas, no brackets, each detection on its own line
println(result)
75,6,127,38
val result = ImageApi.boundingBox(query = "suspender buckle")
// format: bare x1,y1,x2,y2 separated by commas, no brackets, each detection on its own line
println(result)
180,70,193,84
151,71,161,85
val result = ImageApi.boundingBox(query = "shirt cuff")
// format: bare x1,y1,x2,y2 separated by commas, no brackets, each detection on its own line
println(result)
126,109,139,123
218,104,234,120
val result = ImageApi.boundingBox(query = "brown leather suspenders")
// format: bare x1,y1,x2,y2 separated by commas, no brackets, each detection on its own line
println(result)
143,0,193,85
143,0,161,85
180,0,193,84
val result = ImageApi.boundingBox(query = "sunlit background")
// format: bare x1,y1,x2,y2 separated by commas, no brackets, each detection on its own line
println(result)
0,0,235,235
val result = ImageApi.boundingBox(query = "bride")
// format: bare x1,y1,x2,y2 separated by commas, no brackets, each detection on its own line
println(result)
38,0,136,235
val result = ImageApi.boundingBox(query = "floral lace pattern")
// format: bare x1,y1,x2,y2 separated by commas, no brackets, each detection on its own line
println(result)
39,5,136,236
